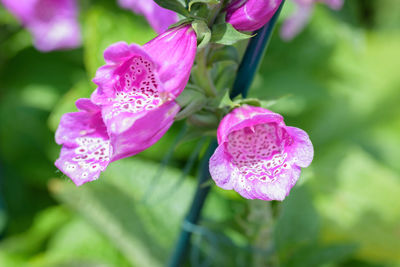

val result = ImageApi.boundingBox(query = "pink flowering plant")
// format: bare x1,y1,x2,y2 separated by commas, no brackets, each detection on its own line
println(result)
281,0,344,40
1,0,81,51
50,0,316,201
3,0,393,266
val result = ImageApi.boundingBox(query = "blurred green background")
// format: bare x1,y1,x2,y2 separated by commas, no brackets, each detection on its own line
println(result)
1,0,400,266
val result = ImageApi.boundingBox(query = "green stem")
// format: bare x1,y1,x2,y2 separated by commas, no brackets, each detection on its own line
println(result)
193,47,217,97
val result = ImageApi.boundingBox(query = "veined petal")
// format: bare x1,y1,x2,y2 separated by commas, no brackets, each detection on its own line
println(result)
217,105,284,144
209,145,235,190
55,99,111,186
226,0,283,32
91,43,162,105
210,106,313,201
285,126,314,168
106,100,180,161
143,26,197,98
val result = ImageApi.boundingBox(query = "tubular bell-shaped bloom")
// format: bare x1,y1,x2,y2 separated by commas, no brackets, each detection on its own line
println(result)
91,25,196,161
1,0,81,51
209,105,313,201
55,25,197,185
226,0,283,32
281,0,344,40
118,0,178,34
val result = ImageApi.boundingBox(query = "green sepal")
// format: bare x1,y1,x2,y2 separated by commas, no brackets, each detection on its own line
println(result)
153,0,189,16
211,23,252,45
191,20,211,49
175,86,207,120
234,98,262,107
168,18,194,30
187,112,219,128
188,0,220,11
207,45,239,66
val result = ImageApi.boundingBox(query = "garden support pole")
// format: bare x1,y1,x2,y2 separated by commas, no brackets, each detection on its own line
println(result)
167,2,285,266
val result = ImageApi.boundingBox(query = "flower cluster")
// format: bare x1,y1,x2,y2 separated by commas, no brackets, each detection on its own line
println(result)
52,0,316,201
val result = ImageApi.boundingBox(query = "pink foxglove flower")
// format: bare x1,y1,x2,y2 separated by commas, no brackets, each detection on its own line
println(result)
281,0,344,40
55,98,179,185
55,26,196,185
118,0,178,34
226,0,283,32
90,25,196,161
209,105,313,201
1,0,81,51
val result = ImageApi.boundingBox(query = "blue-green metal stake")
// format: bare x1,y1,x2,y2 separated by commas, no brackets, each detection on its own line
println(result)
230,2,285,99
167,2,285,266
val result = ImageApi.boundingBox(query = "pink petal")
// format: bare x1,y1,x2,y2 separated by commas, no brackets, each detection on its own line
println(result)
285,126,314,168
209,145,235,190
143,26,197,98
91,43,160,105
105,100,180,161
55,99,111,186
117,0,178,34
226,0,283,32
217,105,284,144
280,3,313,41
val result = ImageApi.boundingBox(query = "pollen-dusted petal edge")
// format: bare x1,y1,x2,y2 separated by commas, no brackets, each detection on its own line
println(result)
209,105,313,201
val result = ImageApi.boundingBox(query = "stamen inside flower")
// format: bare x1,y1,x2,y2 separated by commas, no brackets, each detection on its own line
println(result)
225,123,292,183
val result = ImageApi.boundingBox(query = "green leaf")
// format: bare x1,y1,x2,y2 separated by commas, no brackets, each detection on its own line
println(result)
234,98,262,107
153,0,189,16
188,0,220,11
211,23,252,45
218,89,235,108
42,218,131,267
168,18,194,29
207,45,239,65
274,186,320,259
313,146,400,262
50,158,198,267
214,64,237,92
175,89,207,120
284,244,357,267
191,20,212,49
0,207,71,256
